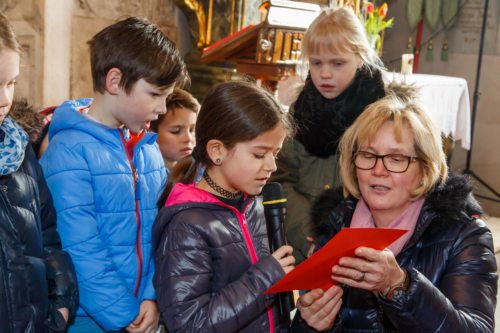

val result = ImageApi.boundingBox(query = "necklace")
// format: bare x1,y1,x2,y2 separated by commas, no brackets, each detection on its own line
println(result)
203,172,241,199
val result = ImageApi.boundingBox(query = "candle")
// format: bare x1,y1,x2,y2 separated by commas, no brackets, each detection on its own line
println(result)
401,53,414,75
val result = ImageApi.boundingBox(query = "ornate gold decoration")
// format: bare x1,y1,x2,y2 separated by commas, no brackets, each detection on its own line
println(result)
182,0,208,48
337,0,361,14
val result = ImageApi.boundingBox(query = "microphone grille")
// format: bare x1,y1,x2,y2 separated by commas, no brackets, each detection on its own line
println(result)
262,182,284,202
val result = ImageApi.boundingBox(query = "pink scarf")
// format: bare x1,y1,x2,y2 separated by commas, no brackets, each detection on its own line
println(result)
350,197,425,255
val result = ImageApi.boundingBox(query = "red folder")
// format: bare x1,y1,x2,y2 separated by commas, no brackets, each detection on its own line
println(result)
266,228,407,294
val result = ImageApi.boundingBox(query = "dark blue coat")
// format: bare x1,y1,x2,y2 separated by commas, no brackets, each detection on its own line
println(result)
0,136,77,333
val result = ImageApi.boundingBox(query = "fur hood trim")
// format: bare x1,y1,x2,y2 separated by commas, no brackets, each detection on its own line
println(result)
8,98,44,143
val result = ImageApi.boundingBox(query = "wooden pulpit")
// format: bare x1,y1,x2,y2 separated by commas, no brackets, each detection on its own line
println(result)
200,0,320,87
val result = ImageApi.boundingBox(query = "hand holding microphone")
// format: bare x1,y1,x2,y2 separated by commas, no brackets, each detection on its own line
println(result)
271,245,295,274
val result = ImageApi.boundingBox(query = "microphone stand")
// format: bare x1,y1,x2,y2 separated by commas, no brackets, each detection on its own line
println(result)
463,0,500,203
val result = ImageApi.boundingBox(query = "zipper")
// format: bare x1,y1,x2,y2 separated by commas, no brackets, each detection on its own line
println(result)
218,199,275,333
0,238,14,332
119,131,143,297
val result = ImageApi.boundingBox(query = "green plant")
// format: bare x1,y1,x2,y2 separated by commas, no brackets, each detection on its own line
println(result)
363,2,394,53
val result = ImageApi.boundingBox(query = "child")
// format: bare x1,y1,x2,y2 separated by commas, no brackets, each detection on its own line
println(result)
0,13,77,332
150,88,200,171
271,7,386,263
153,81,296,332
40,17,187,333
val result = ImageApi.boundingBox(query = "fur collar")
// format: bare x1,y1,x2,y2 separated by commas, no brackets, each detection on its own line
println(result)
292,67,385,158
310,173,483,242
8,98,44,143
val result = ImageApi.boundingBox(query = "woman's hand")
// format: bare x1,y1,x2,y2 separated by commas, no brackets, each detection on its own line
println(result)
296,286,343,331
331,247,406,294
272,245,295,274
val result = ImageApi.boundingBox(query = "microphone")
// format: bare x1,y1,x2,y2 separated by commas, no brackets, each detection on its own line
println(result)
262,182,294,330
262,182,287,252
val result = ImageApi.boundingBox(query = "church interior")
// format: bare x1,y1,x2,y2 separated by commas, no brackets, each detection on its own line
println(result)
3,0,500,327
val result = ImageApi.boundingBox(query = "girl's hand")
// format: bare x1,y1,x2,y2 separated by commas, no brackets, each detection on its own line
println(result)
272,245,295,274
296,286,343,331
331,247,406,294
306,236,315,258
57,307,69,323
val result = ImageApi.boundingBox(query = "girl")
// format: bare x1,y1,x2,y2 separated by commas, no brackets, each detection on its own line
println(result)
271,7,386,263
150,88,200,171
153,81,296,332
0,12,77,332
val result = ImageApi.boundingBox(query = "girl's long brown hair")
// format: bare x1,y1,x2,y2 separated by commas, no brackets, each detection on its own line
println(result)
157,81,295,208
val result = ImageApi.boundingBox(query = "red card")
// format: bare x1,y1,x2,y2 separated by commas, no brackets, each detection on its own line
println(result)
266,228,407,294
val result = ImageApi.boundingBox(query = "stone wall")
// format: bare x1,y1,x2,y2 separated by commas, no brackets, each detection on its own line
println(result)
70,0,186,100
3,0,193,106
2,0,44,107
3,0,268,105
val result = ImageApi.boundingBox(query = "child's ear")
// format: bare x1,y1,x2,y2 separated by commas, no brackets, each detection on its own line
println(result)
105,68,123,95
206,139,228,165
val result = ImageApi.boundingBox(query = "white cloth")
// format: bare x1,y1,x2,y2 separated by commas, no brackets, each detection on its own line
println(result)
383,72,471,150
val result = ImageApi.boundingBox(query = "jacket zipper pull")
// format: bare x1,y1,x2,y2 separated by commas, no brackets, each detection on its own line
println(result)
135,169,141,200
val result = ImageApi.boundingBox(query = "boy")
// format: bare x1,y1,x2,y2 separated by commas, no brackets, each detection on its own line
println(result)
150,88,200,171
40,17,188,333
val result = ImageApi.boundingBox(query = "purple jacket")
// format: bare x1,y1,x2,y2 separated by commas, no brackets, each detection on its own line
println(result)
153,183,285,332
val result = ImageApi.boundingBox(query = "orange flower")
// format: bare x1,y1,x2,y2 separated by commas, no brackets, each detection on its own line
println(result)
362,2,394,53
378,3,388,18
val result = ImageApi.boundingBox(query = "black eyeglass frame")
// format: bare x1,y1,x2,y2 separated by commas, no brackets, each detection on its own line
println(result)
353,151,420,173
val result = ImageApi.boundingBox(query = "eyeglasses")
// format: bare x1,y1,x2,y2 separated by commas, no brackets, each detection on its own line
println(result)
353,151,419,173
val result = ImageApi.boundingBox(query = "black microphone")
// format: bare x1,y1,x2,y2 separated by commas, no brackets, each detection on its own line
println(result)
262,182,294,330
262,182,288,252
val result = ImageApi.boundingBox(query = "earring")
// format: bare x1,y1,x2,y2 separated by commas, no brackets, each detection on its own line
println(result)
215,158,222,165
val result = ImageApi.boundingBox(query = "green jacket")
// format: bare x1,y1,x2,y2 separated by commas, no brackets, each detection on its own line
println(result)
272,137,340,263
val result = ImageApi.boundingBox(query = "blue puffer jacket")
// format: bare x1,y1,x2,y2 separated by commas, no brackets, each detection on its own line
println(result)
40,99,167,331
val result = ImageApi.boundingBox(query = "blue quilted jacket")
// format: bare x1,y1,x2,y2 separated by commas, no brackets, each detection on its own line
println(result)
40,99,167,331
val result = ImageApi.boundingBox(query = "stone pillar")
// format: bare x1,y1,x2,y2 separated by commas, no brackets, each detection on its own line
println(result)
43,0,73,106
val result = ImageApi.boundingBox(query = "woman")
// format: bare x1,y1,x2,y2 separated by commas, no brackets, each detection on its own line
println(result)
292,85,497,332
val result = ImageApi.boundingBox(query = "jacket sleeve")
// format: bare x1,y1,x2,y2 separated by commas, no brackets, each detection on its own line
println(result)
154,213,284,333
29,145,79,333
271,139,312,263
143,160,167,302
141,262,156,301
381,219,498,332
41,142,139,331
